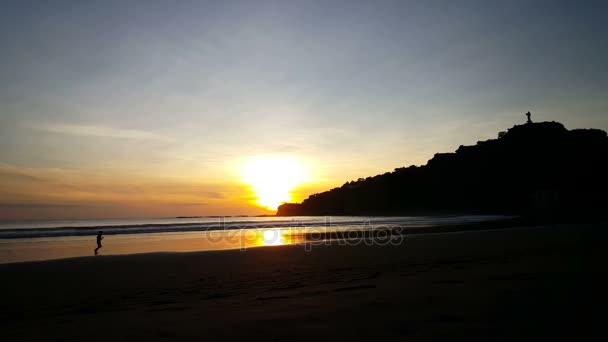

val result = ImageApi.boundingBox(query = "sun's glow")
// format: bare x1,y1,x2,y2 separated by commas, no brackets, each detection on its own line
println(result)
241,155,310,210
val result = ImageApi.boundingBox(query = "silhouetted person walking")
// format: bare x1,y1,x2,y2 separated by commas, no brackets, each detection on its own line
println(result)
94,231,104,255
526,111,532,124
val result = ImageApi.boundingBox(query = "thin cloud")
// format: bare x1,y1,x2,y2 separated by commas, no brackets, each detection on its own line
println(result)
202,192,224,199
0,203,87,209
0,164,44,182
26,122,168,141
173,203,209,206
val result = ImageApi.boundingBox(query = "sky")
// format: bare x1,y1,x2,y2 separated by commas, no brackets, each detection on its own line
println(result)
1,0,607,220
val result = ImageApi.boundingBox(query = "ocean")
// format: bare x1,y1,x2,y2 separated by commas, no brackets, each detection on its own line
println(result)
0,215,511,264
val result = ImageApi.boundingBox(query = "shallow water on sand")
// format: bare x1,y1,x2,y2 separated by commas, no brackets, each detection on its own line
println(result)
0,215,510,263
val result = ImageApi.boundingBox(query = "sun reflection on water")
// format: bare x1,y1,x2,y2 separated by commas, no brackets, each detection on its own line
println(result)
257,229,288,246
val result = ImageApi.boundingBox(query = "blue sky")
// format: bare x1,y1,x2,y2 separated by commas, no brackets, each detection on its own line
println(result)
1,0,607,219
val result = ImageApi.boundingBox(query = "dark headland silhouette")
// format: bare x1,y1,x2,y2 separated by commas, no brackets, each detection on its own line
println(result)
278,120,608,219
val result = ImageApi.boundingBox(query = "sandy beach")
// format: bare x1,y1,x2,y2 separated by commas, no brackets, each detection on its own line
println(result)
2,223,605,341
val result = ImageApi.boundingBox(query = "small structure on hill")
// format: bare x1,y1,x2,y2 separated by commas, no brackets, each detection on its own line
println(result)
526,111,532,124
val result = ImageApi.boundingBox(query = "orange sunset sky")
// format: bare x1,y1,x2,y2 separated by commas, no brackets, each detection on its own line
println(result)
1,1,607,220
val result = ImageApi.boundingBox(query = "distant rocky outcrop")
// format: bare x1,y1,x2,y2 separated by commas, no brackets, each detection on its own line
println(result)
277,121,608,217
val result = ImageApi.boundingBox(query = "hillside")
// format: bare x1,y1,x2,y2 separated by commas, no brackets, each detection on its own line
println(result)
277,121,608,217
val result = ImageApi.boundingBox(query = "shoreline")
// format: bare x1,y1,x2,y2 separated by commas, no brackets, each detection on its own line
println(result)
2,216,527,265
0,222,586,267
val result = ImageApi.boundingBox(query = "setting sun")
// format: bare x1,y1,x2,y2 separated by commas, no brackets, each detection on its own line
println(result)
241,155,310,210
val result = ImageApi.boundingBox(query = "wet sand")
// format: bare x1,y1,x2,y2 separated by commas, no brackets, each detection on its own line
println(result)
1,223,605,341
